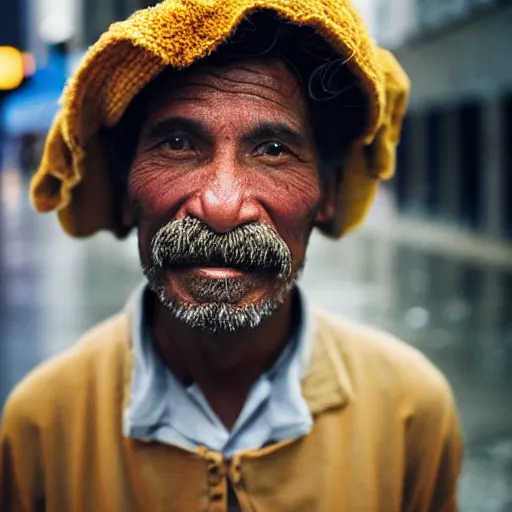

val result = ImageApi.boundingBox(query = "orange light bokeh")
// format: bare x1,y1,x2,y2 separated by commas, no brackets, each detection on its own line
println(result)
0,46,25,90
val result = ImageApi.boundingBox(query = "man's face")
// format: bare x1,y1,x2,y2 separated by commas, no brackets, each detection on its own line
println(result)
126,58,329,332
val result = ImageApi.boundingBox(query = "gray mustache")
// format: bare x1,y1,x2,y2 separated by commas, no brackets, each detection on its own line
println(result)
150,217,293,280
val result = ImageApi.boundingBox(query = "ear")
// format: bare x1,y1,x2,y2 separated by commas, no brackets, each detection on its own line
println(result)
313,167,340,231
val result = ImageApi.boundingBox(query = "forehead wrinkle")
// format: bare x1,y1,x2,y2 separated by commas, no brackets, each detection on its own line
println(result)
142,95,306,140
206,66,292,93
160,60,305,106
207,73,285,97
204,65,302,102
166,84,298,114
142,60,312,136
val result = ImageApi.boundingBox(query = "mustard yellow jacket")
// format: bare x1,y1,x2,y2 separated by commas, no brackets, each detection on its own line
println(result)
0,310,462,512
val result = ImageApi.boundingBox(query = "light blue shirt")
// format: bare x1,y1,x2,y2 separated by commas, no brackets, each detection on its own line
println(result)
123,283,315,458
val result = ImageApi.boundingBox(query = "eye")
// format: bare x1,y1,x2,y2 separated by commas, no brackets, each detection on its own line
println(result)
160,135,195,153
255,141,288,157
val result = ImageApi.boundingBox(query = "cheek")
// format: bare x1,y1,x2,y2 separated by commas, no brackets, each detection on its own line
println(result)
128,159,181,219
128,160,182,264
254,171,321,255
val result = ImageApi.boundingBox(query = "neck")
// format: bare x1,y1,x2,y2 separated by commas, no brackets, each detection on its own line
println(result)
150,290,296,430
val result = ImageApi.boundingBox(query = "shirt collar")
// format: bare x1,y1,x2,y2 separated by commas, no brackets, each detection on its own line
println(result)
122,281,353,434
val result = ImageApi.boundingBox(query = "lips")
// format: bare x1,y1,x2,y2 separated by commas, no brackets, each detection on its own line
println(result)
164,258,275,276
191,267,246,279
167,264,273,284
163,255,278,275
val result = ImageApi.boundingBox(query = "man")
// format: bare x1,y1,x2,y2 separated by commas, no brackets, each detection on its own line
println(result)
0,1,463,511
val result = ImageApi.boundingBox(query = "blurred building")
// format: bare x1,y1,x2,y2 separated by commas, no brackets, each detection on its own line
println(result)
0,1,32,98
351,0,378,36
82,0,159,45
374,0,512,241
0,2,27,50
0,0,79,173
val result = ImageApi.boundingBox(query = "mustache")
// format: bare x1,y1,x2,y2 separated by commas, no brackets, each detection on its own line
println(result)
150,217,293,280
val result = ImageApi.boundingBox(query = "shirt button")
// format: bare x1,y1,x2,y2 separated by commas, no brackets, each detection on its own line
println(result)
208,467,224,486
206,453,225,486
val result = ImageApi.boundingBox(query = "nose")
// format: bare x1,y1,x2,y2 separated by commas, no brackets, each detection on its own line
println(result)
180,160,261,233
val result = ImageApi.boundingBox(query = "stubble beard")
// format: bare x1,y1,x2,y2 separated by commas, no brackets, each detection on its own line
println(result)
145,272,297,333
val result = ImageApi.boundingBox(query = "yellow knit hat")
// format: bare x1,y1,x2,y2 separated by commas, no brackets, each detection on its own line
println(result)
29,0,409,238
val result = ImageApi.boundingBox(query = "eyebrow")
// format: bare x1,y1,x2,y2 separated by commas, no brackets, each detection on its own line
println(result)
144,117,212,145
143,117,309,150
242,123,309,149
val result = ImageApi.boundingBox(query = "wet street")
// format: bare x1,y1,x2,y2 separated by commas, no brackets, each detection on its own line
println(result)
1,171,511,511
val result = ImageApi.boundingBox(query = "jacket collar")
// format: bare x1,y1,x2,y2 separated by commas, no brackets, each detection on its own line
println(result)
300,311,354,415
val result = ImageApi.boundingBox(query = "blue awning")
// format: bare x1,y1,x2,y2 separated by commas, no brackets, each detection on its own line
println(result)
0,51,67,136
